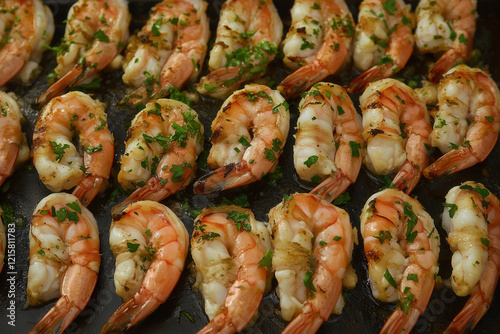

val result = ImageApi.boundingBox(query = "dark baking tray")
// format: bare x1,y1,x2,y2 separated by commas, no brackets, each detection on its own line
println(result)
1,0,499,333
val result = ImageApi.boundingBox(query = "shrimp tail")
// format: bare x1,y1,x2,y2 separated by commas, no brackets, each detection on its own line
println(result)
28,296,82,334
348,64,395,94
392,160,423,194
380,308,421,334
0,55,25,87
444,293,487,334
278,61,329,100
193,161,254,194
310,170,353,202
281,312,324,334
119,82,171,108
423,147,479,179
101,294,162,334
37,66,84,106
197,316,237,334
197,66,251,99
111,178,171,215
72,175,106,207
29,265,98,334
428,49,463,84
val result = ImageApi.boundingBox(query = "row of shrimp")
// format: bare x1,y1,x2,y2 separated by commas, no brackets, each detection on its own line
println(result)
0,0,479,109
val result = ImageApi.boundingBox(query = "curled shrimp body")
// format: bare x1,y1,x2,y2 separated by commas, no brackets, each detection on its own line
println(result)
442,182,500,333
101,201,188,333
112,99,204,214
193,84,289,194
27,193,100,334
348,0,414,94
37,0,131,105
0,0,54,86
360,79,432,194
360,189,440,334
191,206,271,334
0,91,29,187
423,65,500,179
415,0,478,83
120,0,209,107
268,193,355,333
277,0,354,100
294,83,363,202
196,0,282,100
32,91,114,206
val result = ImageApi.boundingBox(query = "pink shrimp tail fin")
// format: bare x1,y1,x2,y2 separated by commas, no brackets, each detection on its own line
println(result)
428,49,463,84
37,66,84,105
111,176,175,216
193,162,255,194
197,315,237,334
310,170,353,202
423,147,479,179
101,294,162,334
392,160,423,194
0,55,25,86
281,313,324,334
348,64,395,94
380,308,421,334
72,176,106,207
29,265,98,334
278,62,329,100
28,296,82,334
444,293,489,334
197,66,254,99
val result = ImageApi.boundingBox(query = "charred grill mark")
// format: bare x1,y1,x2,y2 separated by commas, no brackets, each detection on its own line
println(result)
368,101,383,109
296,26,306,34
370,128,385,136
211,126,222,142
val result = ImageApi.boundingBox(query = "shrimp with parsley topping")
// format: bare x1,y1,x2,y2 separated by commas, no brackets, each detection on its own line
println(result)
193,84,289,194
120,0,209,107
423,65,500,179
37,0,131,105
191,205,271,334
0,0,54,86
442,181,500,333
268,193,355,333
112,99,204,214
360,79,432,194
32,91,114,206
196,0,283,99
360,188,440,334
415,0,478,83
294,82,363,203
27,193,100,334
102,201,188,333
278,0,355,99
348,0,415,93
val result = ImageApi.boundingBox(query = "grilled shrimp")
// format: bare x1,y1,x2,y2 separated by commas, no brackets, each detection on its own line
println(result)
360,79,432,194
348,0,414,93
294,83,363,202
360,188,440,334
277,0,354,99
415,0,478,83
112,99,204,214
37,0,130,105
32,91,114,206
191,206,271,333
196,0,282,99
424,65,500,179
27,193,100,334
193,84,289,194
442,181,500,333
268,193,355,333
0,0,54,86
0,91,29,187
120,0,209,107
102,201,188,333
